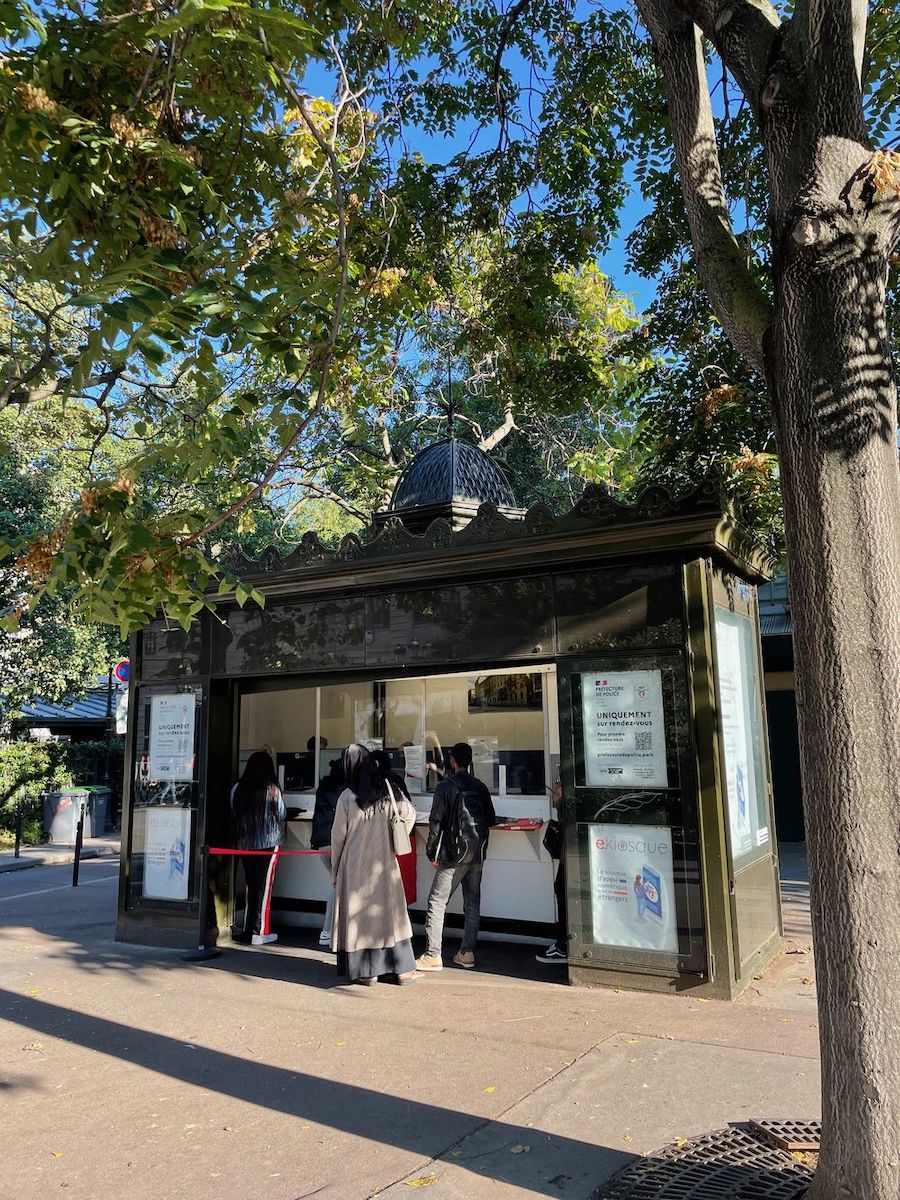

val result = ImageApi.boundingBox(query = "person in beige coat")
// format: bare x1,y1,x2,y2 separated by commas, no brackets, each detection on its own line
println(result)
330,743,419,985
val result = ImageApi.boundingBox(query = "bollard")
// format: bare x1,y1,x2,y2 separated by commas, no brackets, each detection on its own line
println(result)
72,801,85,886
14,800,23,858
182,845,221,962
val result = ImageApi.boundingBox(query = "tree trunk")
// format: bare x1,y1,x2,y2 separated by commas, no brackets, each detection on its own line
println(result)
768,216,900,1199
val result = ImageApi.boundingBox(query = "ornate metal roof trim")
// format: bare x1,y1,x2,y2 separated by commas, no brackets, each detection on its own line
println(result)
225,472,770,579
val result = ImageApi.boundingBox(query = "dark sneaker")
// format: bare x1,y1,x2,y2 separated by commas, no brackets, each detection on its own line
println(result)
535,943,568,965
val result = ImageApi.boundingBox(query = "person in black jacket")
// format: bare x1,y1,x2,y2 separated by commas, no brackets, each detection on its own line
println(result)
311,759,344,948
415,742,496,972
535,778,568,964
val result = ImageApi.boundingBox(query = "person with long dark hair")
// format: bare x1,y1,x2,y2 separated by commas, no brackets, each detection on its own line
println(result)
330,744,419,985
231,750,285,946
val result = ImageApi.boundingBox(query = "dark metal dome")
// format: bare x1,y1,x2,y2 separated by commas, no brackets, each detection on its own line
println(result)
390,438,517,511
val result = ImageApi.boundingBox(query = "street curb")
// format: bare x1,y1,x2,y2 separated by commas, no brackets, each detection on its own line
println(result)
0,846,120,875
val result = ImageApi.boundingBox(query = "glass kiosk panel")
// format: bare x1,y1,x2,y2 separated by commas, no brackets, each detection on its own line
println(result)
558,652,706,976
141,619,204,680
214,596,366,675
713,604,771,869
424,672,546,797
239,687,319,801
127,684,204,910
364,578,554,667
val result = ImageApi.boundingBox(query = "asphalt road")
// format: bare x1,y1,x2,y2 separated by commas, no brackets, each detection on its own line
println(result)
0,858,120,911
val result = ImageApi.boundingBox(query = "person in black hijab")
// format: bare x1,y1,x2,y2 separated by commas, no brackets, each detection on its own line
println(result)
372,749,411,801
329,743,418,985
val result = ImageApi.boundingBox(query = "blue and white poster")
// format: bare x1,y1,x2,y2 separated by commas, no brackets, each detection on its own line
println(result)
143,806,191,901
588,822,678,953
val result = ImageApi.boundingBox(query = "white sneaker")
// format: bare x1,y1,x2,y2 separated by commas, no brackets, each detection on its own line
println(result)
318,929,332,947
251,933,278,946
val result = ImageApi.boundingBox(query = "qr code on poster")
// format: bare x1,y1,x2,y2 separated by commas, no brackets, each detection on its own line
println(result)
634,732,652,751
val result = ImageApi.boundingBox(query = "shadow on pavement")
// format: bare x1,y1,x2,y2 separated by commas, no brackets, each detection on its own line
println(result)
0,986,633,1198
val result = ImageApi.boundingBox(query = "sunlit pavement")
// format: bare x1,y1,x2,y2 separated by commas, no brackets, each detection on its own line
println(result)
0,852,819,1200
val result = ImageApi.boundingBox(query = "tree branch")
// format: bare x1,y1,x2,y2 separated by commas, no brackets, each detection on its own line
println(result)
677,0,781,112
478,401,518,452
492,0,531,147
279,477,368,523
636,1,772,375
178,400,323,549
789,0,868,136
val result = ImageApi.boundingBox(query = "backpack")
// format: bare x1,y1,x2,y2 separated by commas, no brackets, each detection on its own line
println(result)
442,775,491,865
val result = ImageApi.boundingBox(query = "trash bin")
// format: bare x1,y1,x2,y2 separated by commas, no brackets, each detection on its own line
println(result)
42,789,91,843
85,786,111,836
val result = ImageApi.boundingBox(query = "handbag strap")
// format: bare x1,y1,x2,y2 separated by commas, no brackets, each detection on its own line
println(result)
385,778,400,820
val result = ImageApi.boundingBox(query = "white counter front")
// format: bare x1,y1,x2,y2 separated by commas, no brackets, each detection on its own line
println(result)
272,795,557,934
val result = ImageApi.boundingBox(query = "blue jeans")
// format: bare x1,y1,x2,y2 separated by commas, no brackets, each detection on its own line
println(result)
425,861,484,955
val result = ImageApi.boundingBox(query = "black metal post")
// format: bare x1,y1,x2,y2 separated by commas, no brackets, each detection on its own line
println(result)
72,802,85,886
182,845,221,961
14,800,23,858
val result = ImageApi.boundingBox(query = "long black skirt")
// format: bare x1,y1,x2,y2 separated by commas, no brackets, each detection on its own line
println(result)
337,938,415,981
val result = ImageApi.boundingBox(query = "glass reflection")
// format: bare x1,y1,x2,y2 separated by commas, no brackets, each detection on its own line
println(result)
365,578,553,667
555,566,683,653
215,597,366,674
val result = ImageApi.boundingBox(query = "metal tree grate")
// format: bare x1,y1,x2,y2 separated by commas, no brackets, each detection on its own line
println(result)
748,1120,821,1153
593,1124,813,1200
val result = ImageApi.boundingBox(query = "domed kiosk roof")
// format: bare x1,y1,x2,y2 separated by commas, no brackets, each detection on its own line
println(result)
376,437,524,532
392,438,517,510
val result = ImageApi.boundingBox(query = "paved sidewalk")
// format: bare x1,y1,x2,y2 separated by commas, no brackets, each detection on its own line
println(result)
0,833,120,874
0,846,819,1200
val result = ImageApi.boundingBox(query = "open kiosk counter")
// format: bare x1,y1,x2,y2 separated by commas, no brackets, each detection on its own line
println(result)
236,667,559,938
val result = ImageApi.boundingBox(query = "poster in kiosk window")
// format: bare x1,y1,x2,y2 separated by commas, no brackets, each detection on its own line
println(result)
588,823,678,953
149,694,196,782
581,670,668,789
143,807,191,901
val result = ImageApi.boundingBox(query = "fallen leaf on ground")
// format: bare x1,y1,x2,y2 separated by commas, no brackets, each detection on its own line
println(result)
509,1144,530,1154
624,1038,639,1044
482,1085,495,1093
51,1152,63,1158
222,1126,232,1132
405,1175,440,1187
23,1042,43,1051
695,998,710,1003
336,1041,347,1047
801,978,814,985
674,1138,688,1148
623,1135,633,1143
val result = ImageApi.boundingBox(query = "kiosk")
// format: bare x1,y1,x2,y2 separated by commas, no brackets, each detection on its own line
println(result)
116,439,782,998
